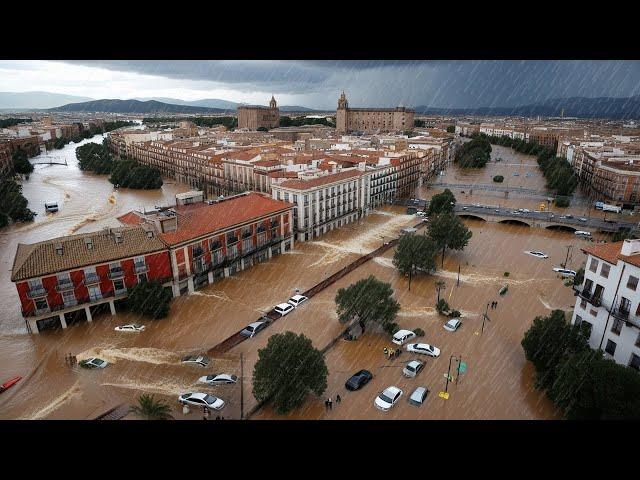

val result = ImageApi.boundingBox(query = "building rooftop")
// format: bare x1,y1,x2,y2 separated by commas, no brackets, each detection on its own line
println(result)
581,240,640,269
11,225,167,282
276,169,361,190
120,192,293,247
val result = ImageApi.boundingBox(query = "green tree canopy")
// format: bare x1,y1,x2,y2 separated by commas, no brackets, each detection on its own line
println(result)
76,142,113,174
393,234,438,289
130,394,174,420
427,188,456,216
252,331,328,414
0,180,35,224
109,158,163,189
126,281,172,319
335,275,400,334
521,310,589,391
12,148,33,175
427,212,473,267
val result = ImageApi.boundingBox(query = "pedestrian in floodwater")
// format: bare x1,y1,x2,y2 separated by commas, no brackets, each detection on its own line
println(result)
336,394,341,404
183,403,190,415
327,397,332,410
395,348,401,358
215,415,220,420
494,301,498,309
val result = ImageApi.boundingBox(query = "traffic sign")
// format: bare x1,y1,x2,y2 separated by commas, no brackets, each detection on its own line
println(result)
438,391,449,400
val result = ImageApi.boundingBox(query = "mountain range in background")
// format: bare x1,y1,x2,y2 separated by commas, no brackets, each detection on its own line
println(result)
1,91,639,119
413,96,640,120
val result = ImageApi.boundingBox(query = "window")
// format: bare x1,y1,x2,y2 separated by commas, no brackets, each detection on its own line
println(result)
580,299,587,310
113,279,125,292
630,353,640,371
600,263,610,279
589,258,599,273
34,298,48,311
62,290,76,306
611,318,623,335
627,275,638,291
605,339,617,356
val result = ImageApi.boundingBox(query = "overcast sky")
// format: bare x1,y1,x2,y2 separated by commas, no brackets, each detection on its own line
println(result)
1,60,638,109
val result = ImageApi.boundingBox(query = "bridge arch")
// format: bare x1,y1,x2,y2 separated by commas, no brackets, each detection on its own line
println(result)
545,224,577,232
458,214,487,222
498,219,531,227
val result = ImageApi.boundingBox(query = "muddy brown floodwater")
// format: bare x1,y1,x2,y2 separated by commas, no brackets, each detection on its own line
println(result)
0,142,606,420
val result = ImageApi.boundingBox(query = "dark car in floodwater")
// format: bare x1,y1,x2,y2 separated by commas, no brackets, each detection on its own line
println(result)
345,369,373,391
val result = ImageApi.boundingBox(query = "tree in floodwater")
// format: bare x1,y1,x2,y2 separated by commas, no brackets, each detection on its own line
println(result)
426,188,456,216
127,281,172,319
335,275,400,335
76,142,113,174
253,331,328,414
435,280,446,303
130,394,174,420
427,212,472,267
393,233,438,290
0,179,35,225
521,309,589,391
12,148,33,175
550,349,640,419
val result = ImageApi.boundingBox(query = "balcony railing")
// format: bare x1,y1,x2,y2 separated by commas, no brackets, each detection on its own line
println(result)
83,273,101,285
114,288,128,296
63,299,78,308
601,298,640,330
108,269,125,279
242,231,252,239
27,286,47,299
55,281,75,292
194,263,210,275
573,286,602,307
134,264,149,274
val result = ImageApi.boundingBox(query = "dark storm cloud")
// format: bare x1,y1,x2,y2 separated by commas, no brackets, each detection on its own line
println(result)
61,60,640,109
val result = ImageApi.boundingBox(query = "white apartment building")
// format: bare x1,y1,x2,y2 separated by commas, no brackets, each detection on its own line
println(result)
270,169,372,242
571,239,640,371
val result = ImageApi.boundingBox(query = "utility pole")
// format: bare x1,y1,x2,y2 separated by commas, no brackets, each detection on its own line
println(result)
562,245,573,269
457,265,461,287
240,352,244,420
456,355,462,385
481,303,490,335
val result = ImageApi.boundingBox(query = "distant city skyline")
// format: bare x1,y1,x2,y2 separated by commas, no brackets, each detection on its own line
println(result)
0,60,639,110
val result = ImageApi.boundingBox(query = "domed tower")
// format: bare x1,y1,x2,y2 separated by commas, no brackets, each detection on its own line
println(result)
336,91,349,134
269,95,277,109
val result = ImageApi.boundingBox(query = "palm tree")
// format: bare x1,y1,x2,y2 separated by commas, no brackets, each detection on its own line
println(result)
130,394,174,420
435,280,446,303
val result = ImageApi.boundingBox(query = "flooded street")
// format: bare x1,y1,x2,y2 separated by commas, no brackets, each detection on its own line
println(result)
0,141,606,420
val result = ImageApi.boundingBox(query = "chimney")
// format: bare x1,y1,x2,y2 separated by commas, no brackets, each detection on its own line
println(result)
620,239,640,257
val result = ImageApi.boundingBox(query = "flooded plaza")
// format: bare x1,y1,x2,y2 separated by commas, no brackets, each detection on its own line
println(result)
0,141,608,420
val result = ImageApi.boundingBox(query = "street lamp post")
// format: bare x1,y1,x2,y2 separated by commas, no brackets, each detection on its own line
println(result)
481,303,490,335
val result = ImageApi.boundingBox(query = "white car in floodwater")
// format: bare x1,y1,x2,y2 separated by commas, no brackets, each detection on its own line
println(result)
444,318,462,332
114,324,145,332
374,386,403,412
198,374,238,385
274,303,295,316
79,357,108,369
287,294,308,307
392,329,416,346
181,355,211,367
553,267,577,277
178,392,225,410
406,343,441,357
524,251,549,259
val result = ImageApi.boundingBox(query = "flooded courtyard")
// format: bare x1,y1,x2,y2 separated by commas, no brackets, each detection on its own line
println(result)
0,141,606,420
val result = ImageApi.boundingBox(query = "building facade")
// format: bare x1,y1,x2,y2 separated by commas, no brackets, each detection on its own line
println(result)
571,239,640,371
237,96,280,130
335,92,414,134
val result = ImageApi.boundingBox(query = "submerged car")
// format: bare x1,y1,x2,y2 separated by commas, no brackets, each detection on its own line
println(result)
287,294,308,307
198,374,238,385
345,369,373,391
274,303,295,316
178,392,225,410
406,343,441,357
553,267,577,277
374,386,403,412
79,357,108,369
403,360,425,378
408,387,429,406
392,329,416,346
181,355,211,367
114,323,145,332
444,318,462,332
524,250,549,259
240,321,268,338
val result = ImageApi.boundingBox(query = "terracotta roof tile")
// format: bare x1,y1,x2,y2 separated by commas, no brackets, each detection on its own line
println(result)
154,193,293,246
11,226,166,282
276,170,361,190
